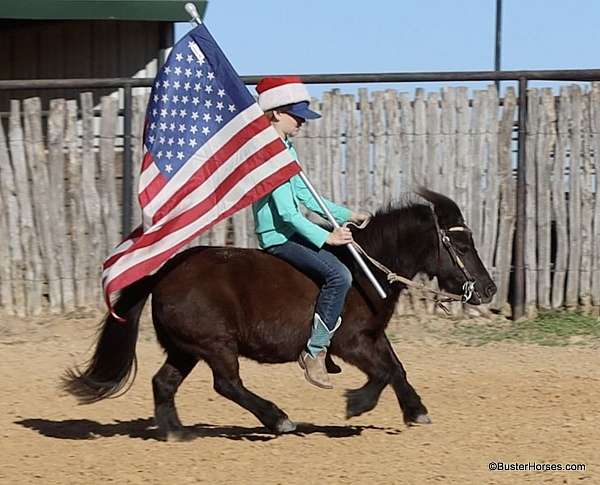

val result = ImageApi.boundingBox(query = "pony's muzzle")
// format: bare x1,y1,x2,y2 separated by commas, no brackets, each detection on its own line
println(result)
475,282,497,304
483,282,497,301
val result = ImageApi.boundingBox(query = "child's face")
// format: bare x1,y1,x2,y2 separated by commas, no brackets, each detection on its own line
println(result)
274,111,305,137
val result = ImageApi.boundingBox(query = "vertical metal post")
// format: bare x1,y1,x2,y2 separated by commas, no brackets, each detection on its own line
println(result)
159,22,175,68
122,83,133,235
494,0,502,91
513,76,528,320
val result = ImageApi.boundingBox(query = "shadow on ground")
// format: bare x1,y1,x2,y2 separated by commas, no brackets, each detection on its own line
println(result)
16,417,402,442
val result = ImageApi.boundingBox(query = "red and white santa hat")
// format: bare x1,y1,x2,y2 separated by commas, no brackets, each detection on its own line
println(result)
256,75,311,112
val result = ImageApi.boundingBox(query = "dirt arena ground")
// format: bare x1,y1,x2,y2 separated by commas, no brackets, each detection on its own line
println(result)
1,312,598,484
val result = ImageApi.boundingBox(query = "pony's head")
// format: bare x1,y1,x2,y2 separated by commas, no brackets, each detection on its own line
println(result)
354,188,496,305
415,187,497,305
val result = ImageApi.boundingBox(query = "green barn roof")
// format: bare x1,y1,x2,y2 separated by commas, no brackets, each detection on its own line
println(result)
0,0,208,21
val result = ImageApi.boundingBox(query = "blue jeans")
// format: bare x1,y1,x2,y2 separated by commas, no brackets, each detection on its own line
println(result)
266,236,353,331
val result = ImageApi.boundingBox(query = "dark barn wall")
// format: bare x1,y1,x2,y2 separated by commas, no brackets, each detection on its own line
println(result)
0,20,166,111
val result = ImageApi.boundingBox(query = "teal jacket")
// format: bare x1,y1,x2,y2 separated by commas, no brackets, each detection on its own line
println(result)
252,140,352,249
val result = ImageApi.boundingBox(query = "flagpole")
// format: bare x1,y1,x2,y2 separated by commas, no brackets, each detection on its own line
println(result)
297,172,387,299
184,2,387,300
184,2,202,24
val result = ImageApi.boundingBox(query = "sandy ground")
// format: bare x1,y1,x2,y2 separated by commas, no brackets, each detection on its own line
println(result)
0,312,598,485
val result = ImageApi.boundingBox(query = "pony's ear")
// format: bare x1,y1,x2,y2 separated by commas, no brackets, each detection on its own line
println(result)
415,186,465,227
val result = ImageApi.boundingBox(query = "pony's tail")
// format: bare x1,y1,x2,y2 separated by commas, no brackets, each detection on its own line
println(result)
62,277,154,404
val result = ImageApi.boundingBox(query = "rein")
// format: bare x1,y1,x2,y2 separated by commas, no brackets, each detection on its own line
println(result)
345,215,477,313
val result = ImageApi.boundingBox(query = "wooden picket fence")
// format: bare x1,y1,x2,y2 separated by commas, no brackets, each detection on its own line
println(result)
0,84,599,317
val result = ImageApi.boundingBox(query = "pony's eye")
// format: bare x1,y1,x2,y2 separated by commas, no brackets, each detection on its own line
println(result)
454,241,469,256
449,233,472,255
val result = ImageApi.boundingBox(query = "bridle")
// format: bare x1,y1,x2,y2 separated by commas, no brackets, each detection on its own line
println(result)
433,219,478,304
346,215,479,310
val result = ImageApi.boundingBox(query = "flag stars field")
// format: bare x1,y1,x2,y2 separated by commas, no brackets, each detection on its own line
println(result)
144,37,244,179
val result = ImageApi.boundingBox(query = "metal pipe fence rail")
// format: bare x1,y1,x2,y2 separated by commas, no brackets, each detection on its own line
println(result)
0,69,600,318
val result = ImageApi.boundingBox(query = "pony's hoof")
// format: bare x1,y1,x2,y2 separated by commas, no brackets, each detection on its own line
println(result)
345,388,376,419
275,418,297,434
407,413,432,426
166,429,195,442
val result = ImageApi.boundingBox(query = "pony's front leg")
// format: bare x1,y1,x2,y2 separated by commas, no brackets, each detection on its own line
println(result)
344,375,388,418
382,337,431,425
336,333,430,425
325,351,342,374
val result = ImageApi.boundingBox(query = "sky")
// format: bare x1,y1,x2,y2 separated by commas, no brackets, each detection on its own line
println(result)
175,0,600,97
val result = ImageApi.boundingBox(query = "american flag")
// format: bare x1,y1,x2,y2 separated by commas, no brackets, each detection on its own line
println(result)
102,24,300,313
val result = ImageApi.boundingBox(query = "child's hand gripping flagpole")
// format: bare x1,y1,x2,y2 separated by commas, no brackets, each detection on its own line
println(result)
296,172,387,299
184,2,387,300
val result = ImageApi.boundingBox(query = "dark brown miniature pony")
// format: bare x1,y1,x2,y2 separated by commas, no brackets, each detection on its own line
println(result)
64,188,496,438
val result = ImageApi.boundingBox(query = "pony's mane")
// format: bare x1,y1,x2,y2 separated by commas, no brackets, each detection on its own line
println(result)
372,192,433,219
371,192,435,232
378,192,430,211
349,195,436,275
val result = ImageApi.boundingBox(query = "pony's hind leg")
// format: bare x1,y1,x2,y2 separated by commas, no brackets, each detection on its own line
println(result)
152,352,197,440
205,348,296,434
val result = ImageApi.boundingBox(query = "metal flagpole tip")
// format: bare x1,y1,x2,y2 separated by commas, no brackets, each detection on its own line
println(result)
185,2,201,23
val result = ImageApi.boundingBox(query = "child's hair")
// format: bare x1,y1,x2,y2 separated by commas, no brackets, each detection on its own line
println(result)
263,109,276,121
263,103,295,122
